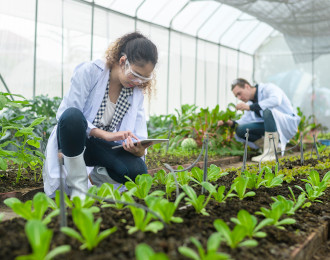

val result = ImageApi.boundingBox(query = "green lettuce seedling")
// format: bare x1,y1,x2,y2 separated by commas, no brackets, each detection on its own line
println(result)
4,192,59,225
256,201,296,229
97,183,126,209
135,243,169,260
231,176,256,200
145,193,185,224
181,185,212,216
61,208,117,250
179,233,230,260
243,170,267,189
176,166,191,186
16,220,70,260
230,210,272,238
207,164,229,182
126,174,164,199
301,170,330,189
201,182,235,203
294,184,325,203
214,219,258,249
165,174,176,199
190,165,228,184
263,165,284,188
153,169,167,185
271,192,306,216
294,170,330,203
55,190,73,208
127,205,164,234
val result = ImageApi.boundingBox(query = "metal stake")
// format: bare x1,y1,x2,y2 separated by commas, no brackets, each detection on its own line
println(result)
241,129,249,173
300,136,304,165
201,135,209,194
58,149,67,227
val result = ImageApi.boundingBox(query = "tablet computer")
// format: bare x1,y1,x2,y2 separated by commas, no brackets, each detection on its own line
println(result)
111,138,169,149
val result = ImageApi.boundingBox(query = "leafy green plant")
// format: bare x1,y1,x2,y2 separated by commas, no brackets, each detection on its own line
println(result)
243,170,267,189
294,170,330,202
318,132,330,139
4,192,59,224
147,103,244,156
153,169,167,185
145,193,185,224
201,182,234,203
191,165,228,184
181,185,212,216
61,208,117,250
271,194,306,216
127,205,164,234
0,213,4,222
294,184,326,202
16,220,70,260
71,196,99,213
231,176,256,200
230,210,273,238
181,138,198,151
125,174,164,199
214,219,258,248
290,107,322,145
97,183,126,209
178,233,230,260
262,165,284,188
256,201,296,229
176,166,191,186
301,170,330,188
165,173,176,199
135,243,169,260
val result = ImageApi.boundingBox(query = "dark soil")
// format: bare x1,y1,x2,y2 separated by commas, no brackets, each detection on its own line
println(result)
0,151,239,194
0,156,329,260
0,166,43,194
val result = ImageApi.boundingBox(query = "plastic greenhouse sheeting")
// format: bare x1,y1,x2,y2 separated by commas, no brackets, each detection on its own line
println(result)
215,0,330,63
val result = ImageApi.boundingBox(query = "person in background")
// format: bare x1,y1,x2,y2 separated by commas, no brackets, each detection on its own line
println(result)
218,78,300,162
43,32,158,199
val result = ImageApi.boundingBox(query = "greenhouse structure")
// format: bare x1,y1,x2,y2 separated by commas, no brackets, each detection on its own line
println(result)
0,1,330,260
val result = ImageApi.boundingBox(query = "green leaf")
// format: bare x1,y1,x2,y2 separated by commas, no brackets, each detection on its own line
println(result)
27,139,40,148
26,220,52,258
29,117,46,128
178,247,200,260
214,219,232,245
136,243,154,259
45,245,71,260
277,218,296,226
61,227,84,243
239,239,258,247
0,157,7,170
207,232,222,253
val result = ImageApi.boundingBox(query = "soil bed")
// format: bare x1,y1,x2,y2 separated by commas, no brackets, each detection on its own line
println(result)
0,155,329,260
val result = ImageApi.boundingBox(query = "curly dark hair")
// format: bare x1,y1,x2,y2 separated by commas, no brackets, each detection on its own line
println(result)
105,32,158,96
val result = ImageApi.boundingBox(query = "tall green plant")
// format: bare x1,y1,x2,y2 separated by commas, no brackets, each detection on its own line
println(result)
0,92,46,182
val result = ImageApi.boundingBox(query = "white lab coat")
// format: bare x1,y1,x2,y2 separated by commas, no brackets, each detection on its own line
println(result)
236,82,300,151
43,59,148,197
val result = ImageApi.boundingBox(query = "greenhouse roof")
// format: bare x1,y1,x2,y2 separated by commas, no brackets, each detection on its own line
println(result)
91,0,330,61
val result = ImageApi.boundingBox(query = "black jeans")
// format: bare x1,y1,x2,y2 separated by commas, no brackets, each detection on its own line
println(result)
57,107,148,183
236,109,277,142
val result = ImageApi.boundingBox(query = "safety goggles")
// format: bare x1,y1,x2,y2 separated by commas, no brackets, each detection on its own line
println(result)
124,57,153,84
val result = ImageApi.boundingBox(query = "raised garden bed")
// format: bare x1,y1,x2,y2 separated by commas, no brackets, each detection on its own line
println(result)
0,153,329,260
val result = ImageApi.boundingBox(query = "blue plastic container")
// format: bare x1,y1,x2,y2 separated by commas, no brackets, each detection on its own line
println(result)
319,139,330,146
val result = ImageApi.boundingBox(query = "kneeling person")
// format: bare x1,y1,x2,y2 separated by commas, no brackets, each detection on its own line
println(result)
218,78,300,162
